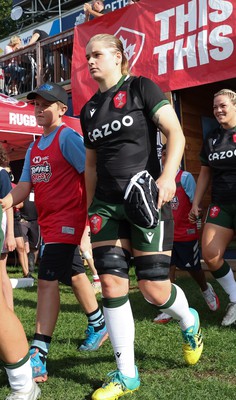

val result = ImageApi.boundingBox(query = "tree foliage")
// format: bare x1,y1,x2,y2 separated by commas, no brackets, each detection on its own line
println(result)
0,0,18,40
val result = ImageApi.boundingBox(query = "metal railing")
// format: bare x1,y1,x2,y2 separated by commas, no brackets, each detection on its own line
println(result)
0,28,74,96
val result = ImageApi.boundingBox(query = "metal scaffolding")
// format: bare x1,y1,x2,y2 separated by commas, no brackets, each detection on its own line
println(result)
12,0,84,24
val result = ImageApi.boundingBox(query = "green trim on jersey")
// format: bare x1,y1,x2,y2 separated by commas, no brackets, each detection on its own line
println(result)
149,100,170,119
115,74,129,91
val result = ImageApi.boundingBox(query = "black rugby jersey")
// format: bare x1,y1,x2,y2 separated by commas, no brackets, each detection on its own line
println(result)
80,75,169,203
200,126,236,203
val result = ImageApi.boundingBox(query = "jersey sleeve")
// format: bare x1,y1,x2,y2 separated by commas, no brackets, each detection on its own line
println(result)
181,171,196,203
135,76,169,118
59,127,86,173
0,170,12,197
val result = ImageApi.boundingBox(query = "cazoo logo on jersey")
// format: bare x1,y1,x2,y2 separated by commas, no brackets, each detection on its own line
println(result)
114,27,145,70
32,156,49,164
88,115,134,142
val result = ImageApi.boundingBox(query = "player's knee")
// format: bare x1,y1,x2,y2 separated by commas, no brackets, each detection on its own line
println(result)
202,247,220,267
134,254,170,281
93,246,131,278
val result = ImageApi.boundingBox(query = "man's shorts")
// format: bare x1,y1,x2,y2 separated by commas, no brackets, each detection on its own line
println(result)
38,244,85,286
1,212,7,254
0,207,4,253
14,218,24,238
20,219,41,249
171,240,201,271
205,203,236,230
88,197,173,252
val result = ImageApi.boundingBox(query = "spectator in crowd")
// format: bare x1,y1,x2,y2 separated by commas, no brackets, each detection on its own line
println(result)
13,204,31,278
5,167,32,279
189,88,236,327
28,30,49,45
4,35,22,54
19,189,41,273
0,148,16,311
84,0,109,22
81,33,203,400
80,223,102,294
0,82,108,384
0,205,41,400
154,144,219,324
26,29,50,84
4,35,25,95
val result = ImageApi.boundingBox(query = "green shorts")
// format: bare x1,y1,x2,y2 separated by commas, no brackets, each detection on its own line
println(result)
88,197,173,252
205,203,236,230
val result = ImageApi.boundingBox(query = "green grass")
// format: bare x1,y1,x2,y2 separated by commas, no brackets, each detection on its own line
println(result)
1,266,236,399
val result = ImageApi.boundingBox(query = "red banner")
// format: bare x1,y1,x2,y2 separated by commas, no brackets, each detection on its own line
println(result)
71,0,236,115
0,94,81,160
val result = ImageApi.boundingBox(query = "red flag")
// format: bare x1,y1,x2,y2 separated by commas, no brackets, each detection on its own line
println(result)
71,0,236,115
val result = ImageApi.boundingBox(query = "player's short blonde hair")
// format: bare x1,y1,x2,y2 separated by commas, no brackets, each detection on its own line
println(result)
214,89,236,105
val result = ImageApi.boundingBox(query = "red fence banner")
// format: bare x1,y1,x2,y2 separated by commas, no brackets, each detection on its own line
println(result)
71,0,236,115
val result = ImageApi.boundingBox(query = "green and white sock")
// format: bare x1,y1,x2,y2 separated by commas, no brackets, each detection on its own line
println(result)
103,295,136,378
212,261,236,303
5,353,32,392
159,284,195,331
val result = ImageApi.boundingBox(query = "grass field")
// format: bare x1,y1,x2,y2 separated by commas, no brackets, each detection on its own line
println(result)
1,265,236,400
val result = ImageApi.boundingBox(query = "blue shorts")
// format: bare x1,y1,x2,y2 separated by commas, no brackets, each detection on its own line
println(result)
171,240,201,271
38,244,85,286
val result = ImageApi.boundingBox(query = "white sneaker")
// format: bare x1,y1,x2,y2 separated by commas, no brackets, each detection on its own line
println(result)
202,282,220,311
221,302,236,326
5,380,41,400
153,312,172,324
91,281,102,294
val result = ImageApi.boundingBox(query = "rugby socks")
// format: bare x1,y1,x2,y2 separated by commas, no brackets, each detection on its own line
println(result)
93,274,101,284
30,333,51,356
87,307,105,332
212,260,236,303
4,353,33,392
103,295,136,378
159,284,195,331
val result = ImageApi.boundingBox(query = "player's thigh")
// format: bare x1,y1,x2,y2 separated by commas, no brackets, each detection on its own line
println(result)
202,223,233,262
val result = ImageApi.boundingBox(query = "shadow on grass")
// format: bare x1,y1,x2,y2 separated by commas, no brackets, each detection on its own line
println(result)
45,347,184,385
128,276,230,329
